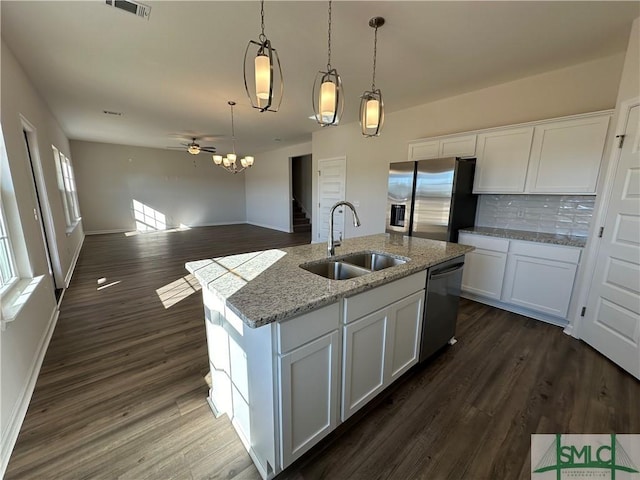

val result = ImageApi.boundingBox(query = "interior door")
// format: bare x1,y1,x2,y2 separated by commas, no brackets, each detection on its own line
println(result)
581,103,640,380
316,157,346,243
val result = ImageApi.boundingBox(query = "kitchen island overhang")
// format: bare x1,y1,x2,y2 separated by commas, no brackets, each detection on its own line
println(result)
185,233,473,479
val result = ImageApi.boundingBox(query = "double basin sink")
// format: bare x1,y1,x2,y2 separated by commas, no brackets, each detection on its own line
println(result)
300,251,407,280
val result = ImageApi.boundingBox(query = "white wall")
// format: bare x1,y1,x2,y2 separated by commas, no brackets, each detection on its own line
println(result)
70,141,247,233
1,40,84,474
615,17,639,106
312,53,626,241
245,142,312,232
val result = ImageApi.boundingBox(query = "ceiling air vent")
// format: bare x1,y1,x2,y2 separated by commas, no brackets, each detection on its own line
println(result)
105,0,151,20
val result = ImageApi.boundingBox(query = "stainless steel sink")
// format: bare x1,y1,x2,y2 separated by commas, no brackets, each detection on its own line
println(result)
300,252,407,280
300,261,370,280
340,252,407,271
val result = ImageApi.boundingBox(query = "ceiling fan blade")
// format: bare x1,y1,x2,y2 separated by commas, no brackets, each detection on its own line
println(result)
200,147,217,153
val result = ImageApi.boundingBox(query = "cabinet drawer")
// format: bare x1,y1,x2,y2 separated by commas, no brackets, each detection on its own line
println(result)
344,271,427,324
277,303,339,354
509,240,581,264
459,233,509,253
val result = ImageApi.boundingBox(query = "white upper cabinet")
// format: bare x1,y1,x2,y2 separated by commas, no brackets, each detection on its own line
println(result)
408,139,440,160
408,134,477,161
440,134,477,158
526,115,610,194
473,127,535,193
409,111,612,194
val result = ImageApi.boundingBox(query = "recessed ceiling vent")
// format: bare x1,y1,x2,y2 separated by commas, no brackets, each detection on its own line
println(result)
105,0,151,20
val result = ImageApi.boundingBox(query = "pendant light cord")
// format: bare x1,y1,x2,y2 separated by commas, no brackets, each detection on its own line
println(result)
326,0,332,70
371,24,378,90
259,0,266,43
230,102,237,155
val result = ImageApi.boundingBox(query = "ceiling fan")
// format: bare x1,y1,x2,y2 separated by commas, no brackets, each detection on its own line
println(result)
167,135,219,155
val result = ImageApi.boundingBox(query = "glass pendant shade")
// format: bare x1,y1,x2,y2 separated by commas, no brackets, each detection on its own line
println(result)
360,89,384,136
313,69,343,126
244,39,282,111
244,156,254,166
213,155,223,165
360,16,385,137
254,54,271,100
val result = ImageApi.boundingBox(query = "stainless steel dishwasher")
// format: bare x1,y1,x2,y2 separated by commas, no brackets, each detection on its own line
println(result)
419,256,465,362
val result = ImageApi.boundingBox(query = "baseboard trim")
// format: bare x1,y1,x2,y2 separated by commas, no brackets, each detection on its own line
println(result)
460,292,568,328
64,233,85,288
0,306,59,477
246,221,291,233
84,228,129,235
85,222,249,236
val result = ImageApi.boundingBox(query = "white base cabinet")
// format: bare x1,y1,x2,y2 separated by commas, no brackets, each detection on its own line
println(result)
201,270,428,479
278,330,340,467
341,272,425,421
459,233,581,325
459,233,509,300
341,289,424,421
502,241,580,319
342,308,388,420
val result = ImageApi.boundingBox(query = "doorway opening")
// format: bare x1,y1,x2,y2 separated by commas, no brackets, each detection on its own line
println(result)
22,122,63,302
291,154,312,236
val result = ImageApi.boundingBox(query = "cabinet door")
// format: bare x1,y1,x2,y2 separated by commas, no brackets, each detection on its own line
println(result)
342,309,388,421
279,331,340,468
473,127,534,193
527,115,610,193
440,134,477,158
461,249,507,300
408,139,440,160
502,255,578,318
387,290,424,383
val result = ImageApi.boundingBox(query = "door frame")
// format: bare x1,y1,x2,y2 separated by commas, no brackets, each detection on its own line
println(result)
20,115,64,290
568,97,640,339
315,156,346,244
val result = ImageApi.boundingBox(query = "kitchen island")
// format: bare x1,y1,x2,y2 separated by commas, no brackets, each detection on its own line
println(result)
186,233,472,479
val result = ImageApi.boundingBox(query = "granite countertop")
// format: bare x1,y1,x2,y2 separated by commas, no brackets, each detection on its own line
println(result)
459,226,586,248
186,233,472,328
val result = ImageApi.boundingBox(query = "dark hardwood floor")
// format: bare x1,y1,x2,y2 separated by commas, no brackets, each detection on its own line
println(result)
6,224,639,480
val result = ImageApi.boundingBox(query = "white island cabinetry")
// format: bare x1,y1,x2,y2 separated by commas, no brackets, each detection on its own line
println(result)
187,234,473,479
341,271,425,421
277,303,341,468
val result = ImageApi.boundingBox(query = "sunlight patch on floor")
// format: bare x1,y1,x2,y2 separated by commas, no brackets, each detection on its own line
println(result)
156,273,202,309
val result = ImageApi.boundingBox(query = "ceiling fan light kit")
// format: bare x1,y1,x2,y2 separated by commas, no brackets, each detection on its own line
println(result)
360,16,385,137
213,101,254,174
244,0,283,113
312,0,344,127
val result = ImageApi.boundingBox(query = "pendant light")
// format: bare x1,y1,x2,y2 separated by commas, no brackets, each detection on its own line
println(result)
212,102,254,174
312,0,343,126
243,0,283,112
360,17,385,137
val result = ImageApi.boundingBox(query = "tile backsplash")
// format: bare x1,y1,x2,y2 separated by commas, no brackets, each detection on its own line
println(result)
476,195,595,237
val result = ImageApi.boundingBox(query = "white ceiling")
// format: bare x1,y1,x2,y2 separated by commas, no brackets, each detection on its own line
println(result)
1,1,638,157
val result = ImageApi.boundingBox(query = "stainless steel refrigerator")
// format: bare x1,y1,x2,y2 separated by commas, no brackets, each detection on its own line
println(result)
386,157,477,242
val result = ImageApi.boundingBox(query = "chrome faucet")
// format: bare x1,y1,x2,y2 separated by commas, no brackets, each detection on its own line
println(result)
328,201,361,257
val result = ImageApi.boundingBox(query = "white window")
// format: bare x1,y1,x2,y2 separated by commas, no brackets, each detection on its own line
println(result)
0,205,18,294
53,146,81,228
